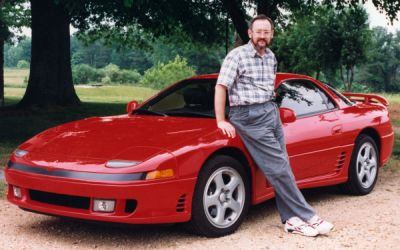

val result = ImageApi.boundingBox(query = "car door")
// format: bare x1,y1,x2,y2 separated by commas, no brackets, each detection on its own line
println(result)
276,79,345,182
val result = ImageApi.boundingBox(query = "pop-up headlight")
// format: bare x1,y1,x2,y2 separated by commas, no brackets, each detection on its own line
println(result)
106,160,140,168
14,149,28,158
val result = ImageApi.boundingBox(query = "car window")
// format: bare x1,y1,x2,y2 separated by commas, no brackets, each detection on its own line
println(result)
275,80,336,117
139,79,226,118
323,83,354,106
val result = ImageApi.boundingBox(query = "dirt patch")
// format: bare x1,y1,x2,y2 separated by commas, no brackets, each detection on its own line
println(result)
0,170,399,249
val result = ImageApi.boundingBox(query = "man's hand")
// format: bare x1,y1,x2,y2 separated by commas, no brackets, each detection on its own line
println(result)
217,120,236,138
215,84,236,138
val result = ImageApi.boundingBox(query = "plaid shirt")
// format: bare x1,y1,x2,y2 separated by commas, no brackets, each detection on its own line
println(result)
217,41,277,106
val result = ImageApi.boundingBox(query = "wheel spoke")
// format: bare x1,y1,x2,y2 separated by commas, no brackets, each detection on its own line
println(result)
227,199,241,213
358,167,365,180
204,193,219,208
214,204,227,224
369,158,377,168
365,169,372,185
213,172,225,191
358,154,366,163
226,176,240,191
364,146,371,159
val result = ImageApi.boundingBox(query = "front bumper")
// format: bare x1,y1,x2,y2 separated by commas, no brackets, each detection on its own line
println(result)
5,164,196,224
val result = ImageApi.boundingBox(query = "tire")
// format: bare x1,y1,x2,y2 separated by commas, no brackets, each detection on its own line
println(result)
341,134,379,195
188,155,250,237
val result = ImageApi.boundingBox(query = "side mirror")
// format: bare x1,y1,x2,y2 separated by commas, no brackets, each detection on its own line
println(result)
279,107,296,123
126,100,140,114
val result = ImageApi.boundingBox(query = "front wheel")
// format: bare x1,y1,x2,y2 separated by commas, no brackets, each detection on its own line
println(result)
189,155,250,237
341,134,379,195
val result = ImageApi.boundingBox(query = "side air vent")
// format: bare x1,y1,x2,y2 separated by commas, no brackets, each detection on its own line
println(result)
176,194,187,212
334,152,347,173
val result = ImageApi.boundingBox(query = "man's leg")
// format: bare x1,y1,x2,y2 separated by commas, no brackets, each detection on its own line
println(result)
229,102,315,223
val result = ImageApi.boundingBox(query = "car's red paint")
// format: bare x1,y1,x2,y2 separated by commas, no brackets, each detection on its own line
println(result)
5,73,394,225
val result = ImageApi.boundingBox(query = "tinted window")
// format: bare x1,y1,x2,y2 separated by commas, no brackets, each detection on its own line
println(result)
275,80,336,117
323,83,354,106
138,79,226,118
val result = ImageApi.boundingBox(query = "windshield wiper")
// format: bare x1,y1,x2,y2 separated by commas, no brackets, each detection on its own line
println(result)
165,111,215,118
133,109,167,117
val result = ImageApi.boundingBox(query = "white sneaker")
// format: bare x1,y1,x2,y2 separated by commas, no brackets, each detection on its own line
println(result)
284,217,319,237
307,215,334,234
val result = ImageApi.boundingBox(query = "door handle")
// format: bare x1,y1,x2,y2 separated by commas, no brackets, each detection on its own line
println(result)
332,125,342,135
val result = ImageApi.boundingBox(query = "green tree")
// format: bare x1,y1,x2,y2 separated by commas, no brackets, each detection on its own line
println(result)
4,37,31,67
18,0,228,107
357,27,400,92
339,6,371,91
110,48,152,73
273,7,343,80
140,56,195,89
0,0,29,106
16,59,30,69
273,5,371,91
13,0,400,108
224,0,399,44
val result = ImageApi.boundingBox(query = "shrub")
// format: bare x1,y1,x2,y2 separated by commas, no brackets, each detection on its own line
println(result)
16,60,30,69
101,64,141,84
101,76,112,85
140,55,196,89
346,82,373,93
117,70,141,84
72,64,104,85
103,64,120,83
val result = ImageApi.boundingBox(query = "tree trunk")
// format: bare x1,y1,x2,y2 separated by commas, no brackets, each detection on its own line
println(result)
383,72,390,92
345,68,350,91
315,69,320,80
221,0,249,44
0,38,4,106
19,0,80,107
349,67,354,91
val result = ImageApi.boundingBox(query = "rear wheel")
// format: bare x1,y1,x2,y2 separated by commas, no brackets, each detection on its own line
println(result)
341,134,379,195
189,155,250,237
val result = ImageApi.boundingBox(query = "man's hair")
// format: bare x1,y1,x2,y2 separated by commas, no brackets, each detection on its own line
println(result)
249,14,274,30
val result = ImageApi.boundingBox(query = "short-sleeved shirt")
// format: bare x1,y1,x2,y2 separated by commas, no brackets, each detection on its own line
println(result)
217,41,277,106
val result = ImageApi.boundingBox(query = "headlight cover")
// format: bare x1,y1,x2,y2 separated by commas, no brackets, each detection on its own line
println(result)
106,160,141,168
14,149,28,158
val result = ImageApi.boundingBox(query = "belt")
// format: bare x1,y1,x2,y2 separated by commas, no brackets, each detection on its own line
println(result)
229,100,276,111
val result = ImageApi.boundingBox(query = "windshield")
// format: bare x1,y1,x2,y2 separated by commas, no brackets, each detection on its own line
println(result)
135,79,226,118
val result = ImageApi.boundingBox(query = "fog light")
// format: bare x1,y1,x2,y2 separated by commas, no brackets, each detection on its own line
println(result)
93,199,115,213
13,186,22,199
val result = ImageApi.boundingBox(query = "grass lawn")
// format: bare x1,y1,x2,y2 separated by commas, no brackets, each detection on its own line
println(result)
3,68,29,88
0,68,399,197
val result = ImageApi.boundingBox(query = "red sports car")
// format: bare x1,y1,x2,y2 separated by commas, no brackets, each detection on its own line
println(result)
5,73,394,237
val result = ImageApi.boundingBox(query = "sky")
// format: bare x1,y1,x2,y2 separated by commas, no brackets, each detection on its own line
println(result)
365,1,399,33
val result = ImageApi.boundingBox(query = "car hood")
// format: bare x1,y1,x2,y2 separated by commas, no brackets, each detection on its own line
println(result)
20,114,217,163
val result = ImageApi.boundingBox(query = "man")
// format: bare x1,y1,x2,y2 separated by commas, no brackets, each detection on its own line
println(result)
214,14,334,237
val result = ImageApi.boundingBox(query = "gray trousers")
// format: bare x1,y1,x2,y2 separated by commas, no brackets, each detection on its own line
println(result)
229,101,315,223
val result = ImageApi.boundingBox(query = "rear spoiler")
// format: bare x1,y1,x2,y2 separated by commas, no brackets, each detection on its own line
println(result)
342,92,389,107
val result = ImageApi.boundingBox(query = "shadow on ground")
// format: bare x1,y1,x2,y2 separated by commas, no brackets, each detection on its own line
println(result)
16,185,346,248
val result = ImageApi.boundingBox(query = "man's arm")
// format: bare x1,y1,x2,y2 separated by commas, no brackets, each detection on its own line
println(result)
215,84,236,138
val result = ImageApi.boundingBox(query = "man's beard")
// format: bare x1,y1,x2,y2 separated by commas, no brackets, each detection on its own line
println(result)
252,38,270,50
